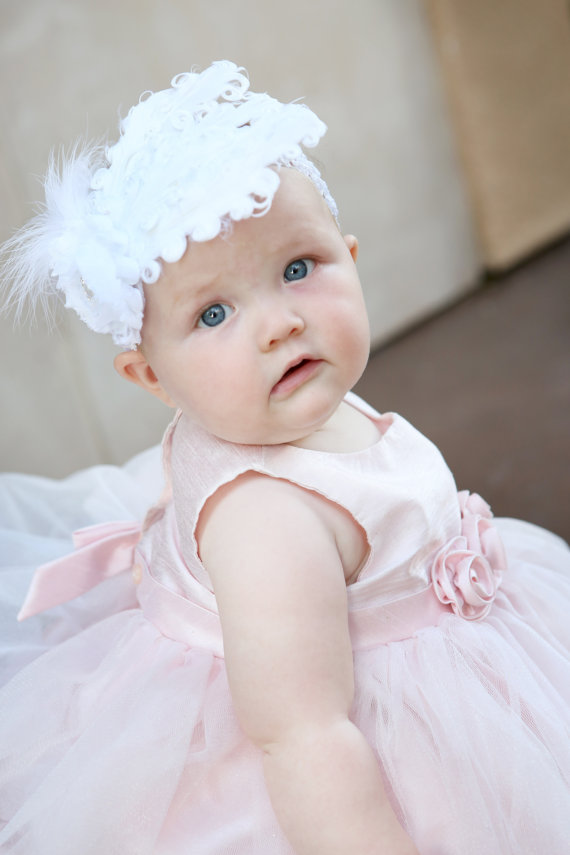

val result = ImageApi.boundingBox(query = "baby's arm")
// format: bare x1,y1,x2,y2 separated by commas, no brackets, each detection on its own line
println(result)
198,473,418,855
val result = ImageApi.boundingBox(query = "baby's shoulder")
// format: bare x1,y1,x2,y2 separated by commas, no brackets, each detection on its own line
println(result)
196,471,332,548
197,471,368,585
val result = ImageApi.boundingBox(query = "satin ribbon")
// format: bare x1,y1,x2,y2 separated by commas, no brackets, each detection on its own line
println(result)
18,520,142,620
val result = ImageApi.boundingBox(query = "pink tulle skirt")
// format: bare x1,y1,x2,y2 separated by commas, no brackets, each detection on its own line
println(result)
0,456,569,854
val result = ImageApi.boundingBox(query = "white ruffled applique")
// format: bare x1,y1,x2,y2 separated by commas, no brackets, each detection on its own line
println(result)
0,61,336,349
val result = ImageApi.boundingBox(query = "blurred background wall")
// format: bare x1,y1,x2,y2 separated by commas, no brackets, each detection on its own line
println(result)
1,0,569,477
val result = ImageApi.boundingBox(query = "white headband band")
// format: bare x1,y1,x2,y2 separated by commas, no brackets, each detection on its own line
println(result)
1,61,337,349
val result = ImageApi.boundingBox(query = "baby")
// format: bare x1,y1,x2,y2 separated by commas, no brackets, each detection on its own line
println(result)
118,166,411,853
1,61,569,855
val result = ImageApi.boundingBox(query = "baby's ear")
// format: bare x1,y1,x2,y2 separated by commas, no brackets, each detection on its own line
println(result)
343,234,359,262
113,350,176,407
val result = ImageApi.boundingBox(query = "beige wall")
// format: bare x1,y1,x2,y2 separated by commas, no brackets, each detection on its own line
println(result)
426,0,570,269
0,0,480,476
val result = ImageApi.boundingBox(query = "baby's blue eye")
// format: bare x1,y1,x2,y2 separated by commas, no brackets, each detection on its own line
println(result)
198,303,233,328
284,258,314,281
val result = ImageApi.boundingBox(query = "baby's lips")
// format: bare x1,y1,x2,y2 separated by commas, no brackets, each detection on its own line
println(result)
270,356,322,397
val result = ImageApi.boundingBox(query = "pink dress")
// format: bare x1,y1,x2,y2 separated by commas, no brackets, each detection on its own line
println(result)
1,393,569,854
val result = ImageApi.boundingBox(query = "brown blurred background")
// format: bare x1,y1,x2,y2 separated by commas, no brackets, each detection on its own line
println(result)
356,236,569,540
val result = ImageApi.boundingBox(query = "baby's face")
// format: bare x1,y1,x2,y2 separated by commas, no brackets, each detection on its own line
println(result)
139,169,370,445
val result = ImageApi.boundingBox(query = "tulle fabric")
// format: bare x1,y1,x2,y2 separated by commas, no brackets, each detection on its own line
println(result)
1,443,569,853
0,610,291,854
353,519,570,853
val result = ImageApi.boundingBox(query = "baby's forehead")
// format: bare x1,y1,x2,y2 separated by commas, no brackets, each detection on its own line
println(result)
240,168,340,242
272,166,334,208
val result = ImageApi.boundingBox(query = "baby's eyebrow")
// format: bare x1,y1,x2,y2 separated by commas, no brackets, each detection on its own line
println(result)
281,222,334,249
170,276,220,309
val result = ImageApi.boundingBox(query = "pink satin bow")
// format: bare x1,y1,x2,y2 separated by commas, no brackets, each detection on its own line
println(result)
430,491,507,620
18,520,142,621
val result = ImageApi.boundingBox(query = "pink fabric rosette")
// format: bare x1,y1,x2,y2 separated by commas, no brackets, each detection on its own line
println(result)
430,491,507,620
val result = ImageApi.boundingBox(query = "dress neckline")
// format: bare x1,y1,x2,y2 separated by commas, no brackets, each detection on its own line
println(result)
278,394,397,458
175,394,399,459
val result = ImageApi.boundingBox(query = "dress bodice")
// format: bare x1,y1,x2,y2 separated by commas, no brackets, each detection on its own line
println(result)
143,393,461,614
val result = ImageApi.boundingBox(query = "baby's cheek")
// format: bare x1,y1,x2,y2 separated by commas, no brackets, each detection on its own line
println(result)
340,316,370,380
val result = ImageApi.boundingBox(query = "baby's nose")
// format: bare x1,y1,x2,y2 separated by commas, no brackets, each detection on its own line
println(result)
257,302,305,351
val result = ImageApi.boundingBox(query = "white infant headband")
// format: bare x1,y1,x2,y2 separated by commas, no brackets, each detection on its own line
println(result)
1,60,337,349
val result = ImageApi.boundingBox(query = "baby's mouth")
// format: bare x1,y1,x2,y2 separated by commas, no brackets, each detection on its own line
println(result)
282,358,310,380
271,358,322,397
